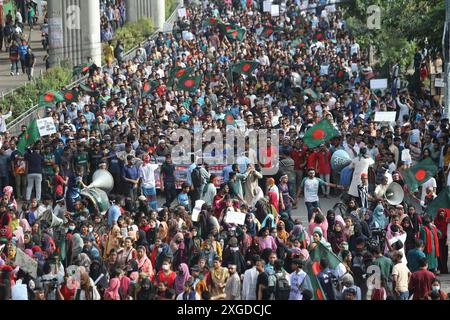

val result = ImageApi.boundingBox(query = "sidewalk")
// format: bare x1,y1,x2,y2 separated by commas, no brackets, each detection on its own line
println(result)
0,25,47,95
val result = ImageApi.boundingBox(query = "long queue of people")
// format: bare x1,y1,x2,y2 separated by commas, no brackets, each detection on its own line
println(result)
0,0,449,300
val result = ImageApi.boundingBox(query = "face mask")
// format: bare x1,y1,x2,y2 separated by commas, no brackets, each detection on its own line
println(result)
88,227,93,233
162,264,169,271
64,228,69,233
69,225,75,231
80,216,86,222
432,285,440,292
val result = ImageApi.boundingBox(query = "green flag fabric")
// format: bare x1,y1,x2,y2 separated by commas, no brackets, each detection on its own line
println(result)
403,158,438,193
425,187,450,219
168,66,194,87
39,90,65,106
226,27,246,41
231,60,259,76
309,242,343,269
204,17,221,27
79,83,100,97
224,112,236,127
73,63,92,76
336,68,348,83
176,75,201,92
303,119,339,148
17,119,40,155
142,80,159,97
260,26,276,38
63,90,79,103
305,261,327,300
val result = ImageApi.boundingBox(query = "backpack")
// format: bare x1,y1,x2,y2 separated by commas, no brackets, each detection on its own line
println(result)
274,272,291,300
351,254,366,274
191,166,203,188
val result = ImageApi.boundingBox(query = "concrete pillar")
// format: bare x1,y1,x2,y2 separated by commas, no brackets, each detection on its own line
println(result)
48,0,64,67
125,0,139,22
48,0,101,68
152,0,165,31
80,0,102,66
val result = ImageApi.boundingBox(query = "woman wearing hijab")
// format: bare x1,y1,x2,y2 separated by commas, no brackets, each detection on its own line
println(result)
104,277,121,300
243,164,263,206
401,216,416,254
245,213,259,237
174,263,190,295
328,219,347,254
136,277,154,300
74,271,100,300
290,223,310,249
308,227,332,252
418,215,440,273
118,236,137,266
136,245,154,281
434,208,450,274
103,225,122,259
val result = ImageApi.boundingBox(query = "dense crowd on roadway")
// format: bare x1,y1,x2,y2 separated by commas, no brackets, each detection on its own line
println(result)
0,0,449,300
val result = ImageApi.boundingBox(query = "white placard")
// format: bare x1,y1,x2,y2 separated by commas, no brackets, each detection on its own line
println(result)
178,8,186,18
14,248,38,279
270,4,280,16
37,117,56,136
263,0,272,12
435,78,445,88
374,111,396,122
224,209,246,225
320,64,329,75
370,78,388,90
191,200,205,222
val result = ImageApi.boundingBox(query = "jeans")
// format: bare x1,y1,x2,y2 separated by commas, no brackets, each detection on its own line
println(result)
10,60,19,73
305,201,320,221
397,291,409,300
295,170,304,195
320,173,330,196
26,66,34,80
20,59,26,73
26,173,42,201
15,173,27,200
163,182,177,208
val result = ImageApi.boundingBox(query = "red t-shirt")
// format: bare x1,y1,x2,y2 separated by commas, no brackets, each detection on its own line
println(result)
53,174,66,197
156,270,176,288
316,150,331,174
291,146,308,170
409,269,435,300
306,152,317,171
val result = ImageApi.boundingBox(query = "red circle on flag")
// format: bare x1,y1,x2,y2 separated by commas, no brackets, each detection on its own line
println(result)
312,261,321,275
232,30,238,38
65,92,74,100
316,288,324,300
144,83,150,91
226,26,232,31
26,134,30,139
266,29,273,36
184,79,195,88
176,69,186,78
44,93,55,102
415,169,427,181
210,18,216,24
82,66,89,73
241,63,251,72
312,129,325,140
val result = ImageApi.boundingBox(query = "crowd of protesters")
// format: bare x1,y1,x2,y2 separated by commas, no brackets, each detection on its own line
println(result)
0,0,449,300
100,0,127,43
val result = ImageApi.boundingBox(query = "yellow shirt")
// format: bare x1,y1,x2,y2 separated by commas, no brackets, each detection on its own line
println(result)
104,45,114,63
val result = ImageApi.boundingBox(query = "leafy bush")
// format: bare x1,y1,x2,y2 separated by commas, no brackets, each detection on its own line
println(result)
0,66,72,121
166,0,177,19
109,18,153,53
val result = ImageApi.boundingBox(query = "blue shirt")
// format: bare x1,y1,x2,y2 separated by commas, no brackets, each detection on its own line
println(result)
222,165,233,183
108,204,121,226
122,164,139,189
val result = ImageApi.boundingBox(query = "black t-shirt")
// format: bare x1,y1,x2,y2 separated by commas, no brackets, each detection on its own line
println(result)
161,162,175,184
256,272,270,300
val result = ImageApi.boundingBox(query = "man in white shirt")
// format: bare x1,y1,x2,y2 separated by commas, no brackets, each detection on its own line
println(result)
420,177,437,203
241,260,259,300
0,106,12,133
139,154,159,209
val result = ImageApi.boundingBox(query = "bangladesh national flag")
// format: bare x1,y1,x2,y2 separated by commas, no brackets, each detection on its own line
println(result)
205,17,221,27
177,75,201,92
425,187,450,219
218,23,234,34
39,90,65,106
309,241,342,269
224,111,236,127
168,66,194,86
261,26,276,38
63,90,79,103
73,63,93,76
403,158,438,193
142,80,159,97
303,119,339,148
79,83,100,97
336,68,348,83
231,60,259,76
314,31,324,42
226,27,246,41
305,261,327,300
17,119,40,155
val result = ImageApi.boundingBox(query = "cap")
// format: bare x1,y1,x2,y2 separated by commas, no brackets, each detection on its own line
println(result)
360,173,368,178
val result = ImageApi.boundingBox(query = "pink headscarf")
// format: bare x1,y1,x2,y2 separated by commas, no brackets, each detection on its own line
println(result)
24,249,34,258
13,228,25,250
174,263,190,295
104,278,121,300
3,186,17,210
